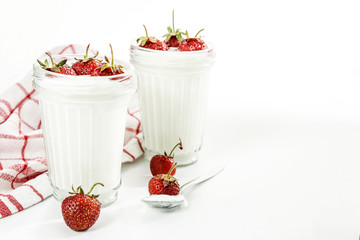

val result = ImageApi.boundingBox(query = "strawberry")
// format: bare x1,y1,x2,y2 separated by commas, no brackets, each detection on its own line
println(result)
148,163,180,195
137,25,168,51
150,139,183,176
37,52,77,75
178,29,208,51
61,183,104,231
71,44,102,75
163,10,184,47
90,44,124,76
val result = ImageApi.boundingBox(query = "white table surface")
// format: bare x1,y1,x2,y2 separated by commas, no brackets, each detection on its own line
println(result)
2,111,360,240
2,0,360,239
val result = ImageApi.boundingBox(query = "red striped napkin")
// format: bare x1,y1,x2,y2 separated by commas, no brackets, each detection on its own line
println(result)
0,44,143,218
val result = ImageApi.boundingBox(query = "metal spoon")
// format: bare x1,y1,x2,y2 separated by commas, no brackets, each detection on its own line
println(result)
142,164,224,208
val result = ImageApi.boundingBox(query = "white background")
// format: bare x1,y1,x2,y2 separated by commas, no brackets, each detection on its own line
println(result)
2,0,360,239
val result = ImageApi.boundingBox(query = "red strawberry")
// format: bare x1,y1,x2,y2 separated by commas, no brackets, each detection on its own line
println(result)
37,52,77,75
71,44,102,75
148,163,180,195
61,183,104,231
59,66,77,75
178,29,208,51
166,36,182,48
90,44,124,76
163,10,184,47
150,139,183,176
137,25,168,51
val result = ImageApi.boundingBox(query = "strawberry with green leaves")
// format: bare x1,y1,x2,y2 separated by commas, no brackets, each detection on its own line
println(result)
148,163,180,195
137,25,168,51
37,52,76,75
164,10,184,47
178,29,208,51
90,44,124,76
71,44,102,75
61,183,104,231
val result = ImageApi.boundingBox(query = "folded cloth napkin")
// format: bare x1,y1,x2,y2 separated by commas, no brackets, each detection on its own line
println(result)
0,44,143,218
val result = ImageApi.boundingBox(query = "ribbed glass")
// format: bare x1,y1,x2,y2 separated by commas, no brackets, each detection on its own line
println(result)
33,55,136,206
130,43,215,165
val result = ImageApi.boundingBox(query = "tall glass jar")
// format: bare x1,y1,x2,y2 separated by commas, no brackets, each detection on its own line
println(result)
130,43,215,165
33,55,136,206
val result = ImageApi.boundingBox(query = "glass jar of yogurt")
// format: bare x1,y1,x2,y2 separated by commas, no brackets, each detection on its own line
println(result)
130,43,215,165
33,55,136,206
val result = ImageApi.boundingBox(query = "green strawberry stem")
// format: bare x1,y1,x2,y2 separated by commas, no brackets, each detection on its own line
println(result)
195,29,204,38
38,52,67,73
69,183,104,197
87,182,104,195
167,163,177,178
109,44,114,66
169,138,183,158
143,25,149,38
85,44,99,61
45,52,55,67
85,44,91,59
101,44,124,74
172,9,175,32
138,25,157,46
84,44,90,59
75,44,100,62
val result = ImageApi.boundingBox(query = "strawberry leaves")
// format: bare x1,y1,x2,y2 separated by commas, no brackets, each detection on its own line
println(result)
75,44,100,63
99,44,124,74
37,52,68,73
137,25,158,46
69,182,104,198
164,10,185,41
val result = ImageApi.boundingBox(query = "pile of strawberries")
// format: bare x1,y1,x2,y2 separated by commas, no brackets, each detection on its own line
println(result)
148,139,183,196
137,10,208,51
37,44,124,76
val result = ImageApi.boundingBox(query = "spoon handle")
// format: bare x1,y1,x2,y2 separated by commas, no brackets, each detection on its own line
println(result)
180,164,224,193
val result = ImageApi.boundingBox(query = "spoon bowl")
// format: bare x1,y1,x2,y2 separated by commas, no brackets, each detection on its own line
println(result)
142,194,185,208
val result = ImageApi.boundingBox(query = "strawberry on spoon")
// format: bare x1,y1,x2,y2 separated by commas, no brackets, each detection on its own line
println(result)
148,163,180,196
143,165,224,208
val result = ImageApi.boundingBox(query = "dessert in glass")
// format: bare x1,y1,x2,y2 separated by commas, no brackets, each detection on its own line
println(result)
33,45,136,206
130,17,215,165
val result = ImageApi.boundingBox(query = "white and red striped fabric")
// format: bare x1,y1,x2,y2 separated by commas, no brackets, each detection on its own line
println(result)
0,44,143,218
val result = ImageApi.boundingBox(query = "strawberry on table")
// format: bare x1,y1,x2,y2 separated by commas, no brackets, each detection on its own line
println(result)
178,29,208,51
61,183,104,231
148,163,180,195
37,52,77,75
137,25,168,51
150,139,183,176
90,44,124,76
163,10,184,47
71,44,102,75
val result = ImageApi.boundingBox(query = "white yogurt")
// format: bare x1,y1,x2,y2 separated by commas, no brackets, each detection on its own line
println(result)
33,56,136,205
130,43,215,165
